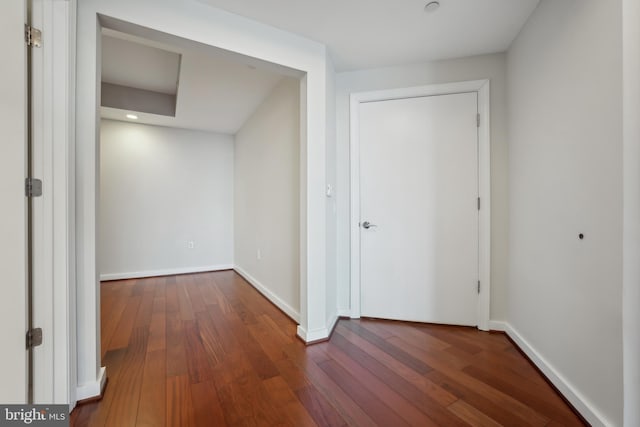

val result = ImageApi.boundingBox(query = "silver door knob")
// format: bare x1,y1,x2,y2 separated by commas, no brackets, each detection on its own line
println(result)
362,221,377,229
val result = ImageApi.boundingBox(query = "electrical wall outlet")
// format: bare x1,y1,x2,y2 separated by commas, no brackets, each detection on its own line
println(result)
256,249,261,260
187,241,195,249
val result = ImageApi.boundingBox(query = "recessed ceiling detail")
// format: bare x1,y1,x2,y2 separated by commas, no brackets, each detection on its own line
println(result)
101,34,181,117
100,26,293,134
102,34,181,95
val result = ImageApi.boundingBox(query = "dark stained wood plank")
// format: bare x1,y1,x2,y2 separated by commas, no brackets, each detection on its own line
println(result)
330,331,469,427
201,301,240,356
295,384,348,427
190,380,227,427
104,327,149,427
315,339,440,427
146,310,166,353
334,323,458,407
106,295,141,351
355,318,396,338
247,315,289,363
414,324,485,355
282,343,378,427
447,399,503,427
195,311,225,366
100,295,127,358
133,290,154,328
165,310,188,377
427,369,549,427
371,319,452,350
165,276,179,313
72,348,127,427
341,319,434,374
216,371,287,426
462,364,586,426
183,319,215,384
177,281,195,321
387,335,472,371
74,272,588,427
262,376,318,427
135,349,166,427
166,375,195,427
318,359,410,427
184,274,206,314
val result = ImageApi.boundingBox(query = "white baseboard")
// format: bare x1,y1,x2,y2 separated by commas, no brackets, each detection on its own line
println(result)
100,264,234,281
489,320,507,332
296,313,342,344
233,265,300,323
327,313,339,334
297,324,331,343
337,308,351,318
505,324,611,427
76,366,106,401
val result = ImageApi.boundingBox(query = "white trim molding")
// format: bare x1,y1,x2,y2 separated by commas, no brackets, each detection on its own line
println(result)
31,0,76,406
75,366,106,402
505,324,611,427
75,7,330,382
488,320,506,332
297,324,331,343
349,79,492,331
234,266,301,323
100,264,234,282
337,308,351,318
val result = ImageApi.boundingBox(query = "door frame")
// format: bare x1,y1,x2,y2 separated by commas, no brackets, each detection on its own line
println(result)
349,79,491,330
31,0,76,406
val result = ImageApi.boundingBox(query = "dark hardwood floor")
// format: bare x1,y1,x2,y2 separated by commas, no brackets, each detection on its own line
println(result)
70,271,585,426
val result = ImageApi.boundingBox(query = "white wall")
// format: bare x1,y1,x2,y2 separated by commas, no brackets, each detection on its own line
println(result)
77,0,331,398
623,0,640,424
507,0,623,425
99,120,234,279
234,78,300,320
325,55,339,325
335,53,509,321
0,0,27,404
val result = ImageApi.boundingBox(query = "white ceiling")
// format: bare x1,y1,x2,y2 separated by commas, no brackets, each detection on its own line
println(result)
101,30,290,134
101,1,541,133
196,0,540,71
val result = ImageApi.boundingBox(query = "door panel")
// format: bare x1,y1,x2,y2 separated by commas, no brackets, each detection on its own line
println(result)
0,0,28,403
360,92,478,326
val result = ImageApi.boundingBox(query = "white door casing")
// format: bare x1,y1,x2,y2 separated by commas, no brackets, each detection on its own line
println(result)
359,92,479,325
30,0,76,406
350,80,491,330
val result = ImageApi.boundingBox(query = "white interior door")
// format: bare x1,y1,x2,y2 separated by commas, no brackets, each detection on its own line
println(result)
359,92,479,326
0,0,28,403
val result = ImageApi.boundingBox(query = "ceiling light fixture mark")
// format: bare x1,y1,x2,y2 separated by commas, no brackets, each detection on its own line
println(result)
126,114,138,120
424,1,440,13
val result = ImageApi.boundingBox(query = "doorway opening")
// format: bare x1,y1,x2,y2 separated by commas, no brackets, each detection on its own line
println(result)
97,21,304,365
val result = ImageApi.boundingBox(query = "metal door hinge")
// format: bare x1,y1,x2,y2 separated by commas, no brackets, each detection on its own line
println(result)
25,178,42,197
477,197,481,210
477,281,481,294
477,113,480,128
25,25,42,48
26,328,43,349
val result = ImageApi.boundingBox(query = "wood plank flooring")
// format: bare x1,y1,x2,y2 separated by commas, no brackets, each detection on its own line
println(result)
70,271,586,426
